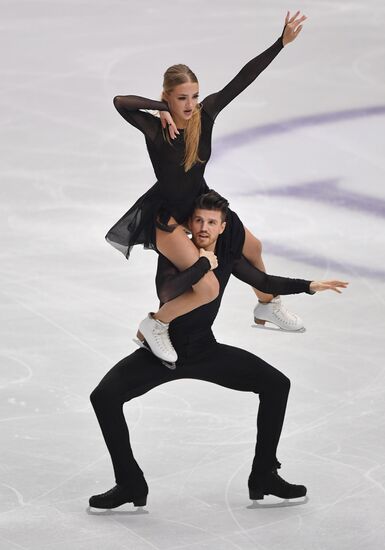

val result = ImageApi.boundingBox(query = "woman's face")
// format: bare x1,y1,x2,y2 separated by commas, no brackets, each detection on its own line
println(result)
164,81,199,125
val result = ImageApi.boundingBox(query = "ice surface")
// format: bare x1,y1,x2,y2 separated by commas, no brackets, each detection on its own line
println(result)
1,1,385,549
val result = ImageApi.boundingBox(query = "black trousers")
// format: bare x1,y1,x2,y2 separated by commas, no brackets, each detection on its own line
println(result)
90,341,290,485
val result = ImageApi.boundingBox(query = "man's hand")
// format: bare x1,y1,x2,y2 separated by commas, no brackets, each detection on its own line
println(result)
282,10,307,46
199,249,218,270
160,111,180,140
309,280,349,294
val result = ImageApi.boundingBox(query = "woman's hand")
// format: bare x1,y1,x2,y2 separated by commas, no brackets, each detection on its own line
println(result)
309,281,349,294
282,10,307,46
160,111,180,140
199,248,218,270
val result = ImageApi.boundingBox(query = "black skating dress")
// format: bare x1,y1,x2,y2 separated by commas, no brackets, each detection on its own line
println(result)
105,34,284,262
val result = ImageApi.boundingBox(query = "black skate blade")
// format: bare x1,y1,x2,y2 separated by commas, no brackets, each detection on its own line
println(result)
132,338,177,370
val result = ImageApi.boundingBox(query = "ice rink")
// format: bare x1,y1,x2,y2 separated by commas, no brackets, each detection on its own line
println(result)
1,0,385,548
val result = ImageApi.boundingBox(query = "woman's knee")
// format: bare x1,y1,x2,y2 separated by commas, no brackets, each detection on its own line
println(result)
156,224,200,271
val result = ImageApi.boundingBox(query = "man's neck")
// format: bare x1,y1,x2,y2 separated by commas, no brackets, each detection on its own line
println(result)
191,239,217,253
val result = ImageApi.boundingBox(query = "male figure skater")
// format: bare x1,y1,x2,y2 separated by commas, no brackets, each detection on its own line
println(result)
89,191,347,509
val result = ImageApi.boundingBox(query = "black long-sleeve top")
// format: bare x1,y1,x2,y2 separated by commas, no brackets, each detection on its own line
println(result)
113,35,285,223
155,250,313,355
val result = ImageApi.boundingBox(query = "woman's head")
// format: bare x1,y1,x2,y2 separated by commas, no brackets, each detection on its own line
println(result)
162,64,199,125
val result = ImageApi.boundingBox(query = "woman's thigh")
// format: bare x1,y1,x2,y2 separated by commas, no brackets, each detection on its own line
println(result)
156,218,200,271
242,227,263,264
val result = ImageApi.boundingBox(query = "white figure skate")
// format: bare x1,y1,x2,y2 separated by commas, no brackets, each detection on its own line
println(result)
134,313,177,369
253,296,305,332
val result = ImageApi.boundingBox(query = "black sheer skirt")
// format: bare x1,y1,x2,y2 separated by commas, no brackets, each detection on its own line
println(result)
105,180,245,263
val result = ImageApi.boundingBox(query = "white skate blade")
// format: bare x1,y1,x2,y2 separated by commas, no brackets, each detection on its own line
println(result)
132,338,177,369
252,321,306,333
248,495,309,509
161,360,177,370
133,337,150,351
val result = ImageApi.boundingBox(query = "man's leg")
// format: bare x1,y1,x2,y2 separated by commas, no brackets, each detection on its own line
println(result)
181,343,306,499
89,348,177,507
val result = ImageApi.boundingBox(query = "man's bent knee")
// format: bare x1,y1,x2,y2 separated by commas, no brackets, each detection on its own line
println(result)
276,373,290,395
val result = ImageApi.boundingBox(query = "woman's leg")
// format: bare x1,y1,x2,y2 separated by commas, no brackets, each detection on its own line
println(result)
242,227,273,303
154,219,219,323
241,226,304,331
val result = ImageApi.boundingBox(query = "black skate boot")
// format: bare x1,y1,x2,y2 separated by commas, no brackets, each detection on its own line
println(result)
248,468,306,501
89,477,148,509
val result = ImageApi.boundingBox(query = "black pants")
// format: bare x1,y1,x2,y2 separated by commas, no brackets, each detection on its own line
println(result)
90,342,290,485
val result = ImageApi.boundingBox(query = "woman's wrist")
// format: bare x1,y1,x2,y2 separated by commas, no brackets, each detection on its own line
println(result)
309,281,316,294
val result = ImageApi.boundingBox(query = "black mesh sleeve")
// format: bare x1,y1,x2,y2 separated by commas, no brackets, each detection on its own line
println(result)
232,256,313,296
201,33,285,121
113,95,169,142
156,255,211,305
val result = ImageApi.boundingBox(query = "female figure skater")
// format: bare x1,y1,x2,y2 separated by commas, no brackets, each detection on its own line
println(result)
106,11,307,363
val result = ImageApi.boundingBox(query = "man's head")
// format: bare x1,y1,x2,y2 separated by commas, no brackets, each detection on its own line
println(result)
189,191,229,251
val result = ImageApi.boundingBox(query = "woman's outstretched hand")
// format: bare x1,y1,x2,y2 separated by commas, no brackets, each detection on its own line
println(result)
309,281,349,294
282,10,307,46
160,111,180,140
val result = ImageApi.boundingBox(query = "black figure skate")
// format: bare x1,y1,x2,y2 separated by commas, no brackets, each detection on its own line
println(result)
248,468,307,501
89,480,148,509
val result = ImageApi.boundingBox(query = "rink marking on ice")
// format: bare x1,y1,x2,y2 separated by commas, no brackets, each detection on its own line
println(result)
261,240,385,280
237,178,385,219
211,104,385,281
214,104,385,159
213,104,385,219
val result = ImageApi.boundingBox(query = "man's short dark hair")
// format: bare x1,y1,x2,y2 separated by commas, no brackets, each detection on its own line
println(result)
193,190,229,222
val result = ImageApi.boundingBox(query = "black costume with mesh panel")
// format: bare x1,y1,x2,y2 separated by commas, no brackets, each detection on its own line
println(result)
105,34,285,261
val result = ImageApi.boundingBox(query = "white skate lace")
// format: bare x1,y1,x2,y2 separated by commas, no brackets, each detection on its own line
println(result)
271,301,298,326
153,321,174,354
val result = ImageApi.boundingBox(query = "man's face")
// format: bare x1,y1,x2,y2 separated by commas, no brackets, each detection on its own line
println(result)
189,208,226,250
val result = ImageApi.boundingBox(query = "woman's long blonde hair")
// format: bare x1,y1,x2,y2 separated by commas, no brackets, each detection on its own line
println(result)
162,64,204,172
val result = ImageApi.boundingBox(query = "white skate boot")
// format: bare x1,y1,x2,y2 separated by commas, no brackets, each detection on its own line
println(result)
135,313,177,368
253,297,305,332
